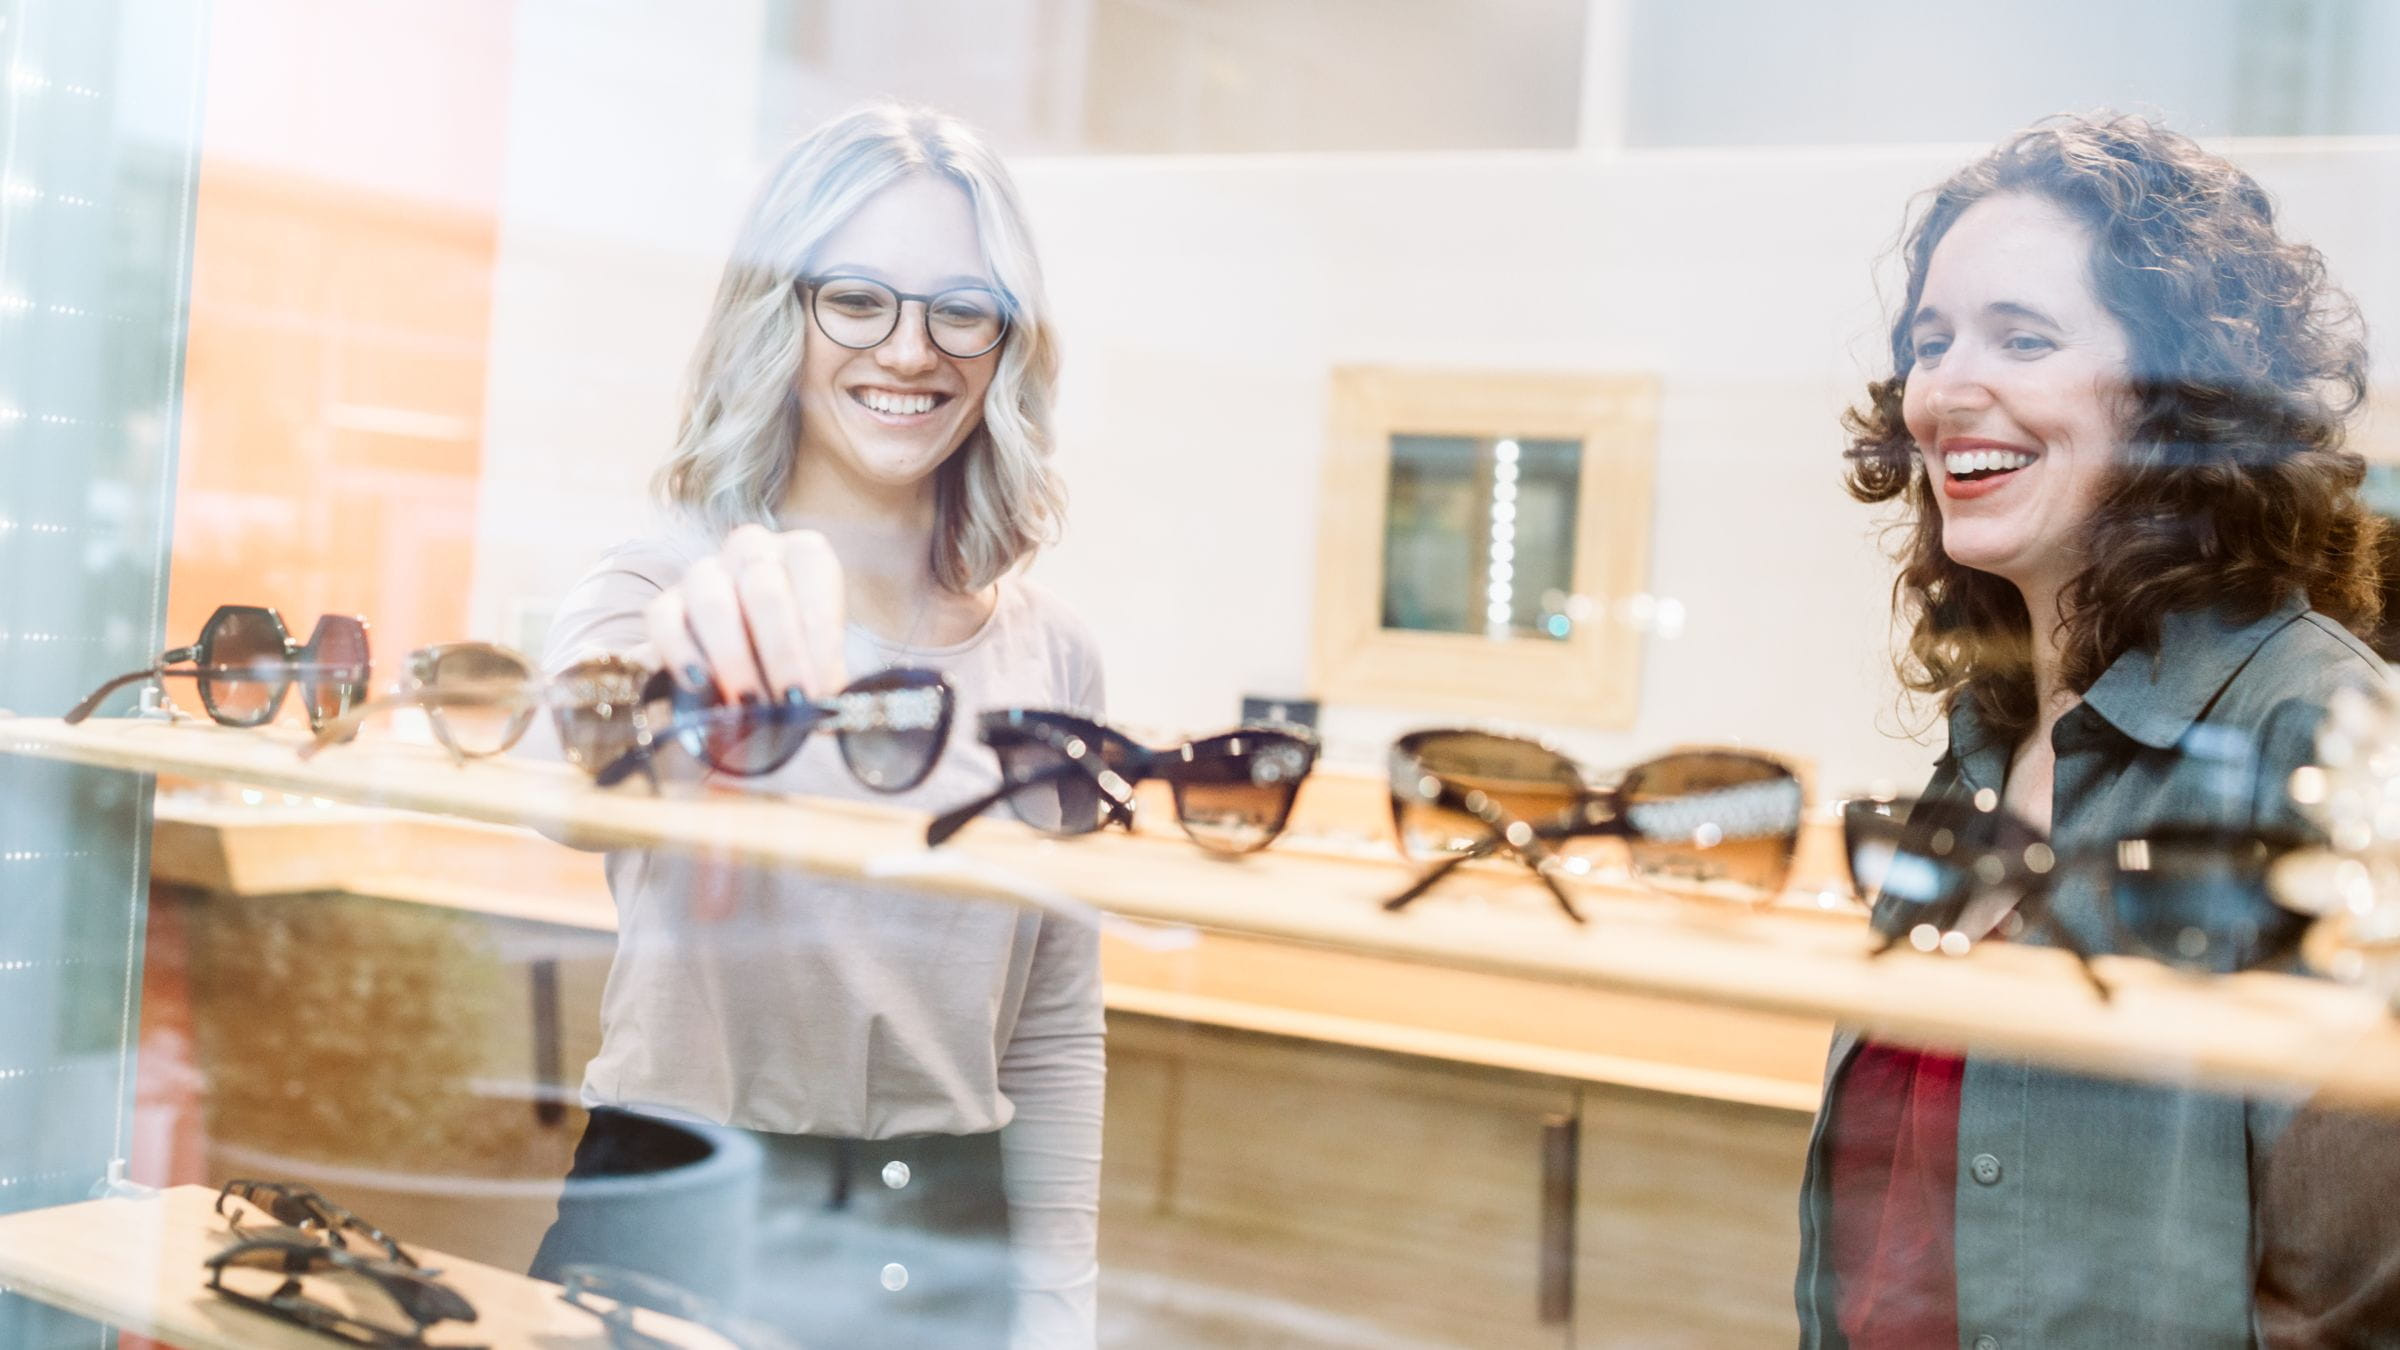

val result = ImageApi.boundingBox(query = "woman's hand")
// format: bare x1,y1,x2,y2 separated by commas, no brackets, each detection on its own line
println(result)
644,523,849,705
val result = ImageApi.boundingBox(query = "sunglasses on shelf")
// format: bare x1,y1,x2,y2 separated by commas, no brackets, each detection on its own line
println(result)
216,1179,423,1270
558,1264,802,1350
1383,730,1806,922
204,1232,478,1349
66,604,371,733
299,644,659,778
1843,795,2313,992
591,665,956,794
924,710,1320,854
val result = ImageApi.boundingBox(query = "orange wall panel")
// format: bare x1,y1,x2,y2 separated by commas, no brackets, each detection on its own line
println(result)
167,1,509,711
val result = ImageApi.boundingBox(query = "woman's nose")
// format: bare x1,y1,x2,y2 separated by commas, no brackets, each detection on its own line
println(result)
1921,360,1994,419
877,301,940,373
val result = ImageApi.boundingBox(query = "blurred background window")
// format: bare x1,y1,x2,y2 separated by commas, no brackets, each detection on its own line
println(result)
755,0,2400,158
759,0,1591,154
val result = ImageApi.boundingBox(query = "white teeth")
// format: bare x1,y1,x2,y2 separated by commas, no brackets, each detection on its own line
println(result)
1946,448,2034,476
859,390,937,416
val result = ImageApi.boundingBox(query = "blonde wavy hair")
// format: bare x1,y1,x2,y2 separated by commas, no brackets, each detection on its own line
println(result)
655,103,1065,593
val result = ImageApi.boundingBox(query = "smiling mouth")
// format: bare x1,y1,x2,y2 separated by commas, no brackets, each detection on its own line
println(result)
1944,447,2037,484
851,388,949,417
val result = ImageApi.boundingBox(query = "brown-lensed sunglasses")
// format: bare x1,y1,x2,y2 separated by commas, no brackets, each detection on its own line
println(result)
66,604,371,733
300,643,660,778
1384,729,1806,922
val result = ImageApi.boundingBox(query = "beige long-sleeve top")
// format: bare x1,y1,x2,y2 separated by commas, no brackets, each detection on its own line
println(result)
542,521,1107,1349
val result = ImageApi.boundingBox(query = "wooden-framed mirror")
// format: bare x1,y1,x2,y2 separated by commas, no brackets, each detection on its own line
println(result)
1310,368,1660,727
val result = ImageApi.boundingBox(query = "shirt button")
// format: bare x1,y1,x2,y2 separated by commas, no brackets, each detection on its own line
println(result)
1973,1335,2000,1350
881,1262,909,1292
881,1161,911,1190
1970,1153,2003,1186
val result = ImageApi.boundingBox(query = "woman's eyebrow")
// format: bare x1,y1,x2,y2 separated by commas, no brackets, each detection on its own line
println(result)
815,264,995,291
1985,299,2064,328
1911,300,2064,331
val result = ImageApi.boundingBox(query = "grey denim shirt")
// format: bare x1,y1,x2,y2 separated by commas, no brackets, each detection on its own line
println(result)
1796,595,2388,1350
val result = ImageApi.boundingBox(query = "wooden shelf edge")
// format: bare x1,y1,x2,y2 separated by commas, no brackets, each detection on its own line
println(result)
1104,986,1822,1112
15,715,2400,1108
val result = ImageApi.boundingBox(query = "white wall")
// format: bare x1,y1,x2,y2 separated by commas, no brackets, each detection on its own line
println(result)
1011,140,2400,794
467,0,768,649
464,1,2400,797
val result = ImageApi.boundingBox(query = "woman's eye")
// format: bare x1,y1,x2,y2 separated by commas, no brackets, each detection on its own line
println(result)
2003,332,2056,355
932,293,1001,324
825,290,890,315
1913,336,1950,362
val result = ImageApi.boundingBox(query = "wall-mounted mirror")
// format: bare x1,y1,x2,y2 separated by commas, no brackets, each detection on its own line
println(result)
1313,369,1659,726
1382,433,1584,641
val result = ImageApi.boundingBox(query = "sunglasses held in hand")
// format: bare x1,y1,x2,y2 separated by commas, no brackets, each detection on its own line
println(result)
67,604,371,732
592,665,956,793
1384,730,1806,921
925,710,1319,854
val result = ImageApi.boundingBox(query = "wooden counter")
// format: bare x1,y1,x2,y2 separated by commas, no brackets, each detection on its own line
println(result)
15,714,2400,1108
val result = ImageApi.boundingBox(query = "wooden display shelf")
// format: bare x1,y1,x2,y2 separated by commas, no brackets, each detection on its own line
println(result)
14,714,2400,1107
144,795,1835,1111
0,1185,715,1348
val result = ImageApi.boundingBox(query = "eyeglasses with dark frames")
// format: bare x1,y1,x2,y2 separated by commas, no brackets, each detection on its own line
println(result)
558,1264,801,1350
299,644,661,781
925,710,1320,854
798,273,1012,360
66,604,371,733
216,1179,424,1269
592,665,956,794
204,1231,478,1349
1843,795,2313,996
1383,730,1806,923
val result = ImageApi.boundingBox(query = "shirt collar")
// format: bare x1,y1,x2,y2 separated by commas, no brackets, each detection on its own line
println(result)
1943,695,2010,793
2081,591,2310,749
1944,591,2310,770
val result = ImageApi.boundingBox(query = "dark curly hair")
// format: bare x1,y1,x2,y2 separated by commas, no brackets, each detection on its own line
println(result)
1846,113,2381,744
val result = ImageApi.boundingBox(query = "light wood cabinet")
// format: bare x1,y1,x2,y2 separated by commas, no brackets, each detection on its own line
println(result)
1099,1016,1816,1348
1574,1086,1811,1347
1103,1016,1579,1348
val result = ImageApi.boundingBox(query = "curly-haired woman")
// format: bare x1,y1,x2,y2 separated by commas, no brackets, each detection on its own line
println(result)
1798,114,2391,1347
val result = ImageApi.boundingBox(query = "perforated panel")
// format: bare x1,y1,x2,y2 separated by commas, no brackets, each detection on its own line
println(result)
0,0,206,1343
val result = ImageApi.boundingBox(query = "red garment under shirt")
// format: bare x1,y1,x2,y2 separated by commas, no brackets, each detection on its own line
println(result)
1826,1042,1966,1349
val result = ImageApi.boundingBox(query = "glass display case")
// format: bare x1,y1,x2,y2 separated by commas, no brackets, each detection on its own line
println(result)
5,2,2400,1347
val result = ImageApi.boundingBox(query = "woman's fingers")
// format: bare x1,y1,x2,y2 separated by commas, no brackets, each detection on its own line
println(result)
678,553,771,702
781,529,848,699
725,525,814,700
642,524,847,707
642,590,711,695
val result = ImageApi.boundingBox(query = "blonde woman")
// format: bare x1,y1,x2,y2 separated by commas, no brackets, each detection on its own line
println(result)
532,105,1104,1350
